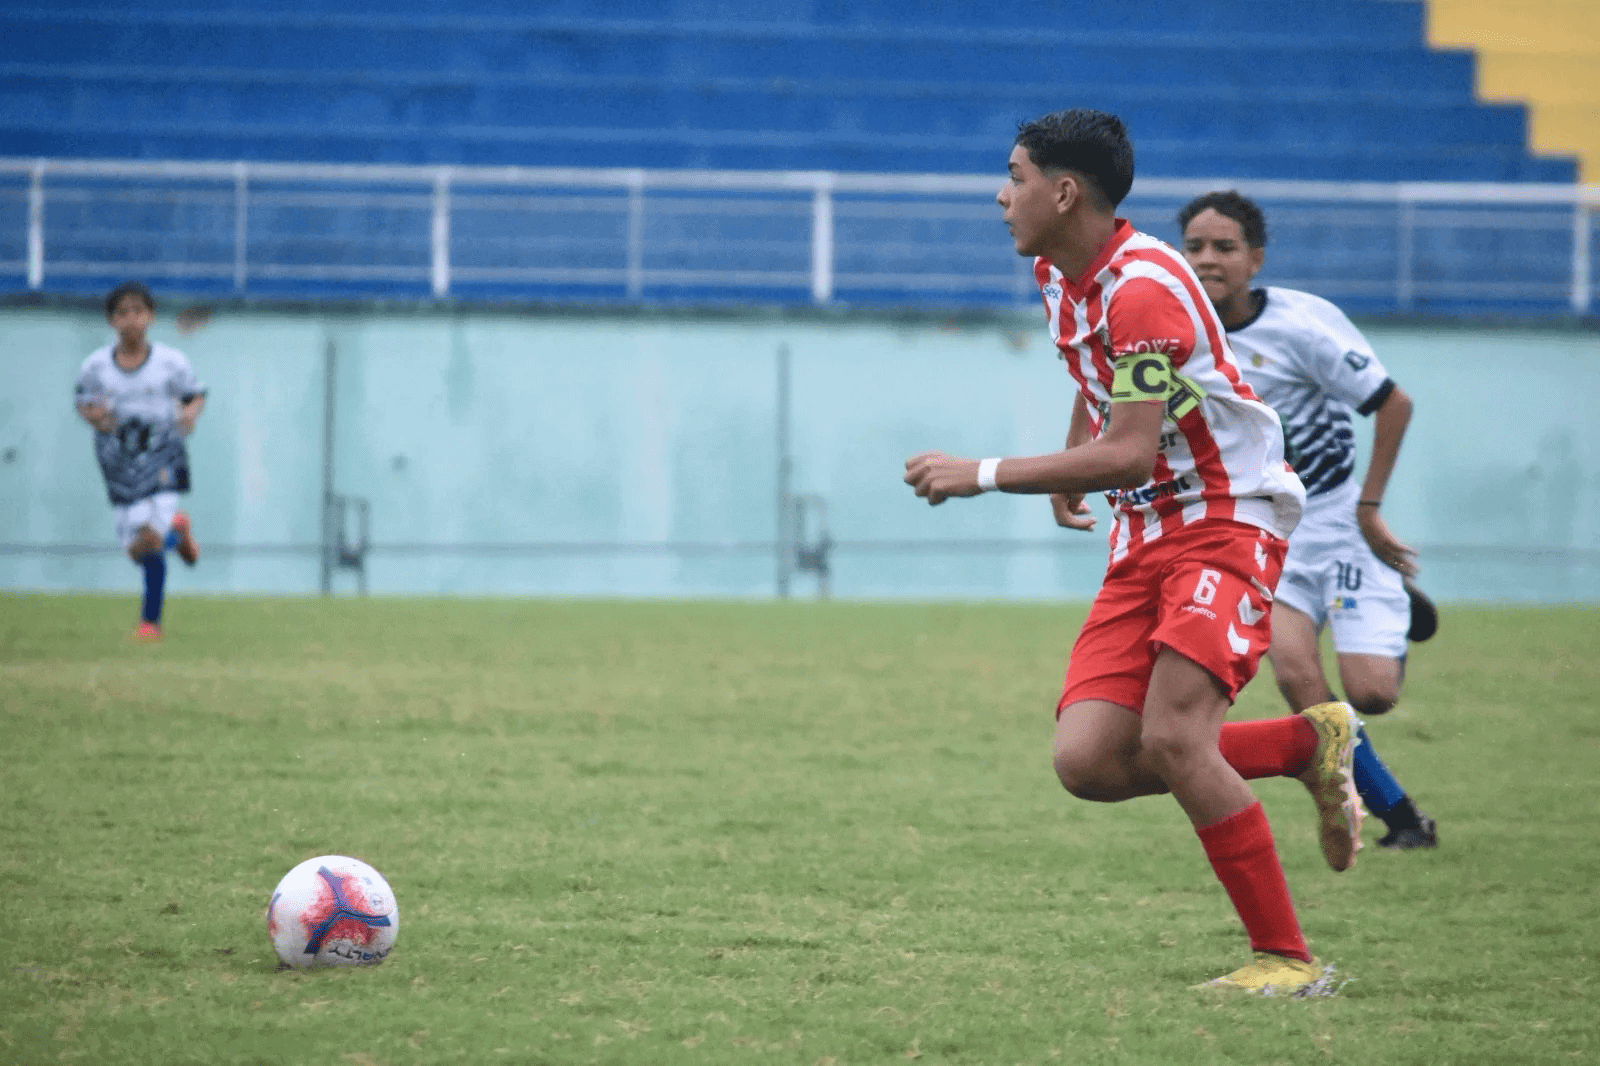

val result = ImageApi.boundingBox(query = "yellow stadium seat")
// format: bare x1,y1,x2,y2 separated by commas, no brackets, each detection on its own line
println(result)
1428,0,1600,179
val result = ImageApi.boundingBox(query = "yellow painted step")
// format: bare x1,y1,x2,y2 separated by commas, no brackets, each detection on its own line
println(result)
1476,53,1600,104
1529,105,1600,170
1427,0,1599,179
1429,1,1600,52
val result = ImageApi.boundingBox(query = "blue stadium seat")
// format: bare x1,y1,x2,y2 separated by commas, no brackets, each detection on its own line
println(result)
2,5,1559,180
1,0,1582,310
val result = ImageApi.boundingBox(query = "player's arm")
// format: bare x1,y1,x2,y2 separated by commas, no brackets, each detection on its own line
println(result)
1050,393,1098,530
904,278,1181,506
76,400,115,433
1355,383,1417,576
904,395,1162,506
177,392,206,435
74,377,115,433
1065,390,1092,450
74,359,118,432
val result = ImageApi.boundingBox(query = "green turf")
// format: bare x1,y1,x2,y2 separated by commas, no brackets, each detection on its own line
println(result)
1,594,1596,1065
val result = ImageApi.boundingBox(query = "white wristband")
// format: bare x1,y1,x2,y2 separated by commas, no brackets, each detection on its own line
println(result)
977,457,1002,493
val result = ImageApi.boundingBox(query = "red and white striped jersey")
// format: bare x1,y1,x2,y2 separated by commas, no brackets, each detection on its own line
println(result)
1035,220,1304,561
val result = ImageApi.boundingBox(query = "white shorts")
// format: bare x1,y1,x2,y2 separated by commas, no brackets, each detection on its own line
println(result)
1274,487,1408,659
114,491,181,551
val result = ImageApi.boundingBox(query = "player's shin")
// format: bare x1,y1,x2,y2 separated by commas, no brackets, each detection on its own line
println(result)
1196,801,1311,962
1352,726,1409,820
140,551,167,624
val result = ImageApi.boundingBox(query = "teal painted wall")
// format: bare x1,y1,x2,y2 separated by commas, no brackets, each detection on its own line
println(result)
1,306,1596,601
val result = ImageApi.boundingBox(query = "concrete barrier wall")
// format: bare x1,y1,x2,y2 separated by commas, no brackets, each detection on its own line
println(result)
2,305,1595,601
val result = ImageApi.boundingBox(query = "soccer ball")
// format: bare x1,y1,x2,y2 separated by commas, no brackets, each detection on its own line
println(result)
266,855,399,969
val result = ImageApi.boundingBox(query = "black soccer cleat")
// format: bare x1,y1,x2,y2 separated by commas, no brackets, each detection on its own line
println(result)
1377,813,1438,850
1404,579,1438,643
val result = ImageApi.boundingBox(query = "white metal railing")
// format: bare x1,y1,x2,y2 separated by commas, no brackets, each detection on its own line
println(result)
3,158,1598,313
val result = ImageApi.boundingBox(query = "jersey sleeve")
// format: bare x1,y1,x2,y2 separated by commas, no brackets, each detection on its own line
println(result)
1105,277,1197,361
166,350,207,401
1300,301,1391,414
73,357,106,407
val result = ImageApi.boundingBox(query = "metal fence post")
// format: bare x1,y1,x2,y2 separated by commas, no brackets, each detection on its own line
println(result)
431,169,452,298
233,161,249,292
775,343,793,598
626,168,645,299
1572,199,1592,316
26,160,44,290
810,176,835,305
1396,198,1416,311
320,337,338,596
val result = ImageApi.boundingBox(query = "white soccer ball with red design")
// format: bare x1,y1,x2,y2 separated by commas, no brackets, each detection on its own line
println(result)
266,855,399,969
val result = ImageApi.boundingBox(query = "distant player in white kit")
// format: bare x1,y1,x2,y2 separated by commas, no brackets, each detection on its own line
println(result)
1180,191,1439,851
74,282,206,641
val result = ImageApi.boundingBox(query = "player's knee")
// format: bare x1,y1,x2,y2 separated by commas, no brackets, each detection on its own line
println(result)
128,529,162,559
1347,691,1398,718
1138,726,1202,783
1052,745,1117,802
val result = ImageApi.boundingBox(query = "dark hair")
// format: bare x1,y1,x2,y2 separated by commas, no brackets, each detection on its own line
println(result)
1014,109,1135,208
1177,191,1268,249
105,281,155,316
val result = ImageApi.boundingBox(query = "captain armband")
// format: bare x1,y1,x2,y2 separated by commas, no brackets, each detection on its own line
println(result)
1110,351,1204,420
1110,351,1175,403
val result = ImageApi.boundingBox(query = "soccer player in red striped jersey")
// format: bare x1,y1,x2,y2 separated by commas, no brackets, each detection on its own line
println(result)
904,110,1360,994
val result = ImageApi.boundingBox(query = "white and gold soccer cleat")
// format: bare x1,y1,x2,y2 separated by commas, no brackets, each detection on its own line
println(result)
1195,952,1328,996
1297,701,1363,872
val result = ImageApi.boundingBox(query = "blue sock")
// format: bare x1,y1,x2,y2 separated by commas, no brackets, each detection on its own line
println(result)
140,552,167,624
163,527,180,552
1352,725,1407,817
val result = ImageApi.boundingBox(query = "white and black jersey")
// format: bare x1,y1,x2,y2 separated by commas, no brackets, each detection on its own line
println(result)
1225,287,1392,500
74,342,206,506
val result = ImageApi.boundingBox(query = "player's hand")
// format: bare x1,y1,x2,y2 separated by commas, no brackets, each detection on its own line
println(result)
1050,492,1097,531
176,406,198,435
81,402,116,433
1357,507,1418,577
903,452,983,506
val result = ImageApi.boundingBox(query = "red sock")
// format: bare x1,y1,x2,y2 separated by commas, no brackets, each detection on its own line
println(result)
1218,716,1317,779
1196,801,1311,963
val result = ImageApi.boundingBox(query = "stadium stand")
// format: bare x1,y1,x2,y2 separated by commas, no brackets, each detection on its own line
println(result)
2,0,1592,313
1428,0,1600,181
0,0,1578,181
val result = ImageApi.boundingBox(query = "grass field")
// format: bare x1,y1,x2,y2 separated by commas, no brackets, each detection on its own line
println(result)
1,593,1596,1066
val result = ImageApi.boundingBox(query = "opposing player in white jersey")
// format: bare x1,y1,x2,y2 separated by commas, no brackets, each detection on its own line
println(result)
1180,191,1438,851
74,282,205,642
904,109,1364,995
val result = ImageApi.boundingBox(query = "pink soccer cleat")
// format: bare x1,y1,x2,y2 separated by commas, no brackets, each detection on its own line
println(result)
171,511,200,566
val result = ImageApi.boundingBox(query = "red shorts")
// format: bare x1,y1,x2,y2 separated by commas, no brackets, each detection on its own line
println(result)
1058,520,1287,715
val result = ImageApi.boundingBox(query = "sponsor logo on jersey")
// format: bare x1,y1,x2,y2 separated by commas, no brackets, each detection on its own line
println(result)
1124,338,1183,355
1330,596,1359,611
1042,284,1062,299
1107,474,1192,508
1181,604,1217,620
1343,351,1370,371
